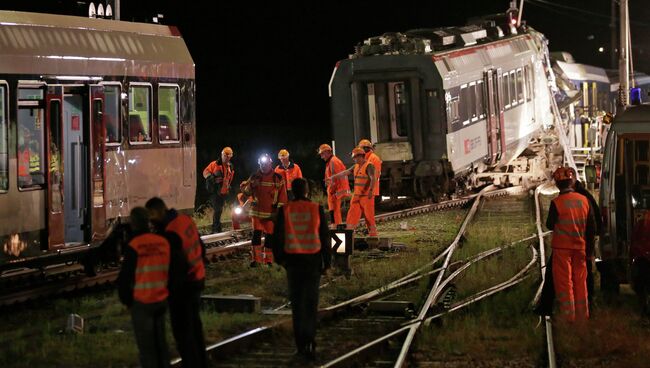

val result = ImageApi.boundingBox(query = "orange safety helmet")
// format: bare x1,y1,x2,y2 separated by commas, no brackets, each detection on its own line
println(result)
358,139,373,148
553,167,575,182
278,149,290,159
351,147,365,158
222,147,234,156
317,143,332,154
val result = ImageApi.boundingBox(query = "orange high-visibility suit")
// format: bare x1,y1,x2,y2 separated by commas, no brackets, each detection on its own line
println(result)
325,155,351,225
365,151,382,196
346,161,377,236
243,170,288,264
546,191,593,321
275,162,303,194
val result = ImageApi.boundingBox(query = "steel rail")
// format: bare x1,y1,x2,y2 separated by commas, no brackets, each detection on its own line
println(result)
393,185,495,367
535,182,557,368
425,243,539,323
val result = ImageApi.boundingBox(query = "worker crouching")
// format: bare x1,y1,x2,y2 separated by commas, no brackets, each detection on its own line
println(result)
546,167,596,322
272,178,331,361
242,153,288,267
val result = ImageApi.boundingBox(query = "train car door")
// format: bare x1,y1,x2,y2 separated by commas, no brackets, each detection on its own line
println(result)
63,88,87,244
484,70,499,165
89,85,107,239
46,86,65,247
182,122,194,187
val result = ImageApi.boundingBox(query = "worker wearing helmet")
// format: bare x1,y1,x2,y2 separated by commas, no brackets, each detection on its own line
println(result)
327,147,378,237
318,143,350,226
275,149,303,200
202,147,235,233
359,139,382,198
546,166,596,322
242,153,288,266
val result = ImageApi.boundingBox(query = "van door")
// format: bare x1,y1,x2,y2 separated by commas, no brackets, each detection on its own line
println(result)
89,85,106,240
46,85,64,247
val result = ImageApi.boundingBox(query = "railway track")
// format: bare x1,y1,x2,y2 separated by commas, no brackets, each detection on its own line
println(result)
0,185,527,307
179,185,543,367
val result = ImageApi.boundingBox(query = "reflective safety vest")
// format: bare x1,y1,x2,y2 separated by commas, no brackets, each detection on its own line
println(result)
166,213,205,281
353,161,372,196
203,160,234,195
128,233,170,304
248,171,287,219
325,155,351,200
29,152,40,173
283,200,321,254
274,162,303,191
551,192,589,250
366,151,382,196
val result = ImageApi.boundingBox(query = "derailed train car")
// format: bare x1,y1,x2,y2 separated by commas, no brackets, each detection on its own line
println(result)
329,14,554,198
0,11,196,272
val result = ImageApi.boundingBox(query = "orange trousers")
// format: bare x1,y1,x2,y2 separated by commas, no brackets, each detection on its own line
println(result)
327,194,348,225
251,218,274,264
346,195,377,236
552,248,589,322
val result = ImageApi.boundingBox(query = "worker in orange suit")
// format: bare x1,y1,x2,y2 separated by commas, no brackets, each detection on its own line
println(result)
242,153,288,267
328,147,378,237
203,147,235,233
318,143,350,226
546,167,596,322
359,139,382,198
275,149,303,200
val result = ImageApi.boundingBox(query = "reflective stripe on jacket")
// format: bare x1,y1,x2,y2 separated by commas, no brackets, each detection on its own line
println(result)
274,162,303,191
283,200,321,254
166,214,205,281
128,233,170,304
366,151,382,196
248,171,288,219
551,192,589,250
325,155,351,199
353,161,372,196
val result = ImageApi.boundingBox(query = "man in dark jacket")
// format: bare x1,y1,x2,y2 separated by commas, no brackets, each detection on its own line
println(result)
146,197,208,368
117,207,186,368
272,178,331,361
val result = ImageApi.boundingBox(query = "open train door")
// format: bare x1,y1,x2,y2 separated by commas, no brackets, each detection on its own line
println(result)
89,85,107,240
46,85,65,248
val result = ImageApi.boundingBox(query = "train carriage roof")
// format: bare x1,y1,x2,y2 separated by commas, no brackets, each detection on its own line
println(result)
555,60,609,84
0,11,194,79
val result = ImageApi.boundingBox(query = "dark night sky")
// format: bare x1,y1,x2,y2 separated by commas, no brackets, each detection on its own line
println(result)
3,0,649,202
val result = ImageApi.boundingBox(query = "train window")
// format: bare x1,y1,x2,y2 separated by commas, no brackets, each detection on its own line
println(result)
0,84,7,192
516,69,524,103
476,80,485,119
158,85,180,143
524,65,533,101
389,82,409,138
509,71,517,106
103,85,121,145
49,100,63,213
460,84,470,125
468,83,477,122
17,86,46,190
128,84,152,144
503,73,511,109
446,94,460,126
